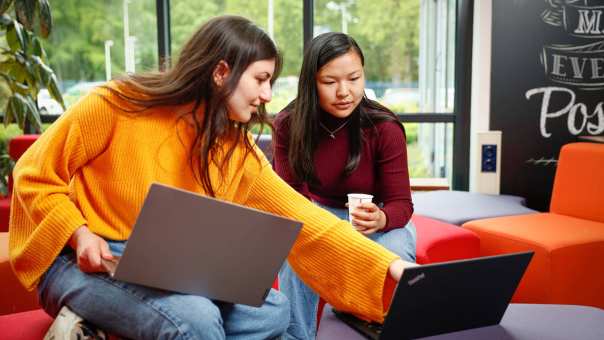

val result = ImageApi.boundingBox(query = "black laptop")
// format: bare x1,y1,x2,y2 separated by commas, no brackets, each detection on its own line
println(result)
334,251,533,339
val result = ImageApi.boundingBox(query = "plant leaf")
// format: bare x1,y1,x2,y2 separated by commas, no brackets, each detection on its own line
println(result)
22,93,41,130
4,98,15,125
0,13,11,26
32,55,49,83
46,73,64,108
7,21,26,51
12,54,35,89
0,60,15,74
0,0,14,16
37,0,51,38
15,0,36,31
23,58,36,88
12,92,41,131
14,82,30,95
6,23,19,51
30,35,44,58
8,95,25,128
0,71,10,83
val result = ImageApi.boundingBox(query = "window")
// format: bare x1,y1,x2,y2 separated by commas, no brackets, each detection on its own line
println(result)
314,0,457,179
406,122,453,178
43,0,158,115
39,0,471,188
170,0,303,114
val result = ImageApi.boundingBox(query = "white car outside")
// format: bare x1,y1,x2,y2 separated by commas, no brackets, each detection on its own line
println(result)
37,89,63,115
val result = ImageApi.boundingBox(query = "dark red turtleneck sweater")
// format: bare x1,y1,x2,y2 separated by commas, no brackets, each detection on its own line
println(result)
273,110,413,231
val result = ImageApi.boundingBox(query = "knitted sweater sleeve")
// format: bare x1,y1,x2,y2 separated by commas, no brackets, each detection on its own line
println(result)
9,90,117,290
376,121,414,230
244,161,399,322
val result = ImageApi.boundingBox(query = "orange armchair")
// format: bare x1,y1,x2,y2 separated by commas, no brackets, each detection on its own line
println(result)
463,142,604,309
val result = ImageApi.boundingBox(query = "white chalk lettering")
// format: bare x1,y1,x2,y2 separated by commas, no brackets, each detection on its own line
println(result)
525,86,604,137
570,57,588,79
591,58,604,79
574,10,602,34
568,102,587,135
547,53,604,81
588,103,604,134
552,54,567,77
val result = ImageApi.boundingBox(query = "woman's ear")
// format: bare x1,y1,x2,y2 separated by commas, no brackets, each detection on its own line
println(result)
213,60,231,87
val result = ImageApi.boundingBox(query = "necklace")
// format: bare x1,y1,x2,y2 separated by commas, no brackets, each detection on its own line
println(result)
319,120,349,139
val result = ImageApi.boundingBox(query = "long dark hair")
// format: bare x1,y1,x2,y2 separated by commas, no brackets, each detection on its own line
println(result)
103,15,282,196
286,32,400,185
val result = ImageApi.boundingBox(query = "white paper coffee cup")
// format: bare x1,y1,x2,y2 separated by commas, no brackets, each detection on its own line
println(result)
347,193,373,224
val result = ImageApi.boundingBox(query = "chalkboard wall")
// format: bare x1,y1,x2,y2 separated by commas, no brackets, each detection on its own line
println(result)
491,0,604,211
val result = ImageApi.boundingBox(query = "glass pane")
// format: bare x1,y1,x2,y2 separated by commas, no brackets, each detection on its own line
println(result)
170,0,303,114
43,0,158,115
314,0,456,114
404,122,452,181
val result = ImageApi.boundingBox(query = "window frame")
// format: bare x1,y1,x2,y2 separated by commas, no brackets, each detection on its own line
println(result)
42,0,472,189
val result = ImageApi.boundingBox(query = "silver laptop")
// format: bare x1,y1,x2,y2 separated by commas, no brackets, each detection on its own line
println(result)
102,182,302,307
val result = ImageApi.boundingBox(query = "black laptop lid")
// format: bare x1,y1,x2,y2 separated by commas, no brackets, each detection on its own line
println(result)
381,252,533,339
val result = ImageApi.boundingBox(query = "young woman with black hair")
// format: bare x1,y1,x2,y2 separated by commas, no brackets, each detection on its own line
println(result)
9,17,413,340
274,32,416,339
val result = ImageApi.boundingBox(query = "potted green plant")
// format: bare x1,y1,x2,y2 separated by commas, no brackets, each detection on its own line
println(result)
0,0,63,195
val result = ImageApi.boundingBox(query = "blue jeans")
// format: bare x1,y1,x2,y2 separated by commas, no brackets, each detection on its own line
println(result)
38,240,290,340
279,205,416,340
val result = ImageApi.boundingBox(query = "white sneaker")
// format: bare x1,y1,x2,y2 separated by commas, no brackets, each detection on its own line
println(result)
44,306,107,340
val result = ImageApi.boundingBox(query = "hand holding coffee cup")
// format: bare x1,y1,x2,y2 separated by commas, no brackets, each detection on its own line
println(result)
347,193,387,235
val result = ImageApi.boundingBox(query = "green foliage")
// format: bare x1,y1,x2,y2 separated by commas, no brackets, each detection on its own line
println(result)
44,0,157,81
1,0,64,133
43,0,419,91
0,123,22,195
0,0,61,194
315,0,419,83
406,144,431,177
169,0,303,77
403,122,418,144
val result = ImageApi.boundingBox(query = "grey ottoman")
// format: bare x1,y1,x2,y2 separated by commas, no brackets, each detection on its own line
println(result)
317,304,604,340
412,190,537,225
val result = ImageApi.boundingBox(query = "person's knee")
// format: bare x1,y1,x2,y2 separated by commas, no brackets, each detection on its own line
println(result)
375,229,416,262
147,299,224,340
265,289,291,335
181,302,225,339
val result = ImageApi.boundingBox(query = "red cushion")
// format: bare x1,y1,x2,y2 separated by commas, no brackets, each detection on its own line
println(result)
412,214,480,264
5,134,39,195
0,309,52,339
0,198,9,233
8,135,40,160
272,277,279,290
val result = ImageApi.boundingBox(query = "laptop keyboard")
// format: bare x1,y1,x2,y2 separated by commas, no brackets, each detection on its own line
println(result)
332,308,383,340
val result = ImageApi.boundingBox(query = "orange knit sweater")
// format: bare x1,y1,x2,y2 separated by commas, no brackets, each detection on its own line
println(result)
9,87,398,322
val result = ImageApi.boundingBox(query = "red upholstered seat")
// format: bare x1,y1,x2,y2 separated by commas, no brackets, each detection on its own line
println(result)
7,134,40,160
0,198,9,233
412,214,481,264
0,309,53,339
0,134,40,232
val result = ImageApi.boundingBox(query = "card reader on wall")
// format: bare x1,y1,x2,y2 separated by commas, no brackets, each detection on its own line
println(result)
475,131,502,195
481,145,497,173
